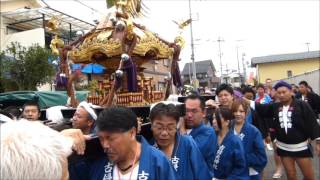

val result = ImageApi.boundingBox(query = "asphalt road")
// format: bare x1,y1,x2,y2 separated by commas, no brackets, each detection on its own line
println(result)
263,145,320,180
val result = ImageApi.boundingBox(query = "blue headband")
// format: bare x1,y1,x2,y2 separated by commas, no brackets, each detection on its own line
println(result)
273,80,292,90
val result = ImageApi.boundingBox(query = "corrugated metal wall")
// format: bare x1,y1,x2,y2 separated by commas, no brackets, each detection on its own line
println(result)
277,69,320,94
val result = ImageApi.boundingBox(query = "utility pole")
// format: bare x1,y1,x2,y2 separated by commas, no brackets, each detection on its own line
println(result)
188,0,197,87
236,46,241,85
217,37,224,84
242,53,246,84
235,40,244,74
188,63,192,84
235,39,244,84
236,46,240,75
305,42,310,52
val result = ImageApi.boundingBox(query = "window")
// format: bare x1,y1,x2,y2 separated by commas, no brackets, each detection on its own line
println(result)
6,27,21,34
158,82,166,91
197,74,203,79
233,77,240,83
287,70,292,77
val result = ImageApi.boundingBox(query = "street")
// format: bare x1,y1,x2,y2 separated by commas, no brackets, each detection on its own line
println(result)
263,144,320,179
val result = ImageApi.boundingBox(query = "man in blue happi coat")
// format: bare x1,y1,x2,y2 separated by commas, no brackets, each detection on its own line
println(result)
149,102,212,179
180,94,218,174
69,106,176,180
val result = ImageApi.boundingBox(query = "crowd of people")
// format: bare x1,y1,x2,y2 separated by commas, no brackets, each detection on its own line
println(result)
1,79,320,180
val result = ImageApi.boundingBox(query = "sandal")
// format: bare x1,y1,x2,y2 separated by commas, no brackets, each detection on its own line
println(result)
272,173,282,179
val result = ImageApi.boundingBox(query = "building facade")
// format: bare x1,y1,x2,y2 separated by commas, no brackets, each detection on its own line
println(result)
181,60,220,88
142,59,171,91
0,0,44,50
251,51,320,83
0,0,94,51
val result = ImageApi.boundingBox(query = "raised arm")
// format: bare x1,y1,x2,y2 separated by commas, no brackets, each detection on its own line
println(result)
243,97,275,118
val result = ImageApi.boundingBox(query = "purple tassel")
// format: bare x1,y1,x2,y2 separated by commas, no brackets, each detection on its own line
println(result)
172,61,183,88
122,58,138,92
56,73,68,88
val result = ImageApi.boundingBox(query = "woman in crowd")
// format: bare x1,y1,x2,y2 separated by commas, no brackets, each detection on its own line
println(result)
254,84,274,150
255,84,272,104
231,99,267,179
212,107,248,179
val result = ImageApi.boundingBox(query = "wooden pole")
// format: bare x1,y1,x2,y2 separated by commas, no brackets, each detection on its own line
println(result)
100,59,125,107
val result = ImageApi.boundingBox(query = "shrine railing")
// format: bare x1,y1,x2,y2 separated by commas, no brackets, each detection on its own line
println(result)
152,91,163,102
87,96,104,105
117,92,145,106
87,91,164,106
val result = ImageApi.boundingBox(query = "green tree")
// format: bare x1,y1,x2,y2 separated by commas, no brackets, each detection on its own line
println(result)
60,29,78,41
0,42,55,91
0,51,5,92
0,45,23,91
106,0,115,8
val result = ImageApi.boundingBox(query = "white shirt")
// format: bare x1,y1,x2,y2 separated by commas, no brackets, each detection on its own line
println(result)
46,106,68,124
249,168,259,176
113,164,139,180
282,105,290,134
250,101,292,134
233,129,238,135
186,129,192,135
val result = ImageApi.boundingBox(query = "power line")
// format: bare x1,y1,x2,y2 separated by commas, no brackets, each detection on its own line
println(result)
72,0,104,15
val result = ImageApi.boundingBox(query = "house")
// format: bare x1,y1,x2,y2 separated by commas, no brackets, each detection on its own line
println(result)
251,51,320,83
181,60,220,88
141,59,171,91
221,73,242,87
0,0,94,51
0,0,95,91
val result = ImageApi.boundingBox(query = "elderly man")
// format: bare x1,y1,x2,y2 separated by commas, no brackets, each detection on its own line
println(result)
72,101,97,135
1,120,73,179
21,101,41,121
150,102,212,179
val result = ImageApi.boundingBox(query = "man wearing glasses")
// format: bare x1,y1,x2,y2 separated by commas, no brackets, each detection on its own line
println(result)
150,102,212,179
181,94,218,174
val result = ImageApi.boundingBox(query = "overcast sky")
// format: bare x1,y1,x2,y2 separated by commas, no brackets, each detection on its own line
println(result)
44,0,320,76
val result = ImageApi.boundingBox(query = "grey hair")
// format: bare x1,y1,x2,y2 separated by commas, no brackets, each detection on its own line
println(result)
1,120,72,180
